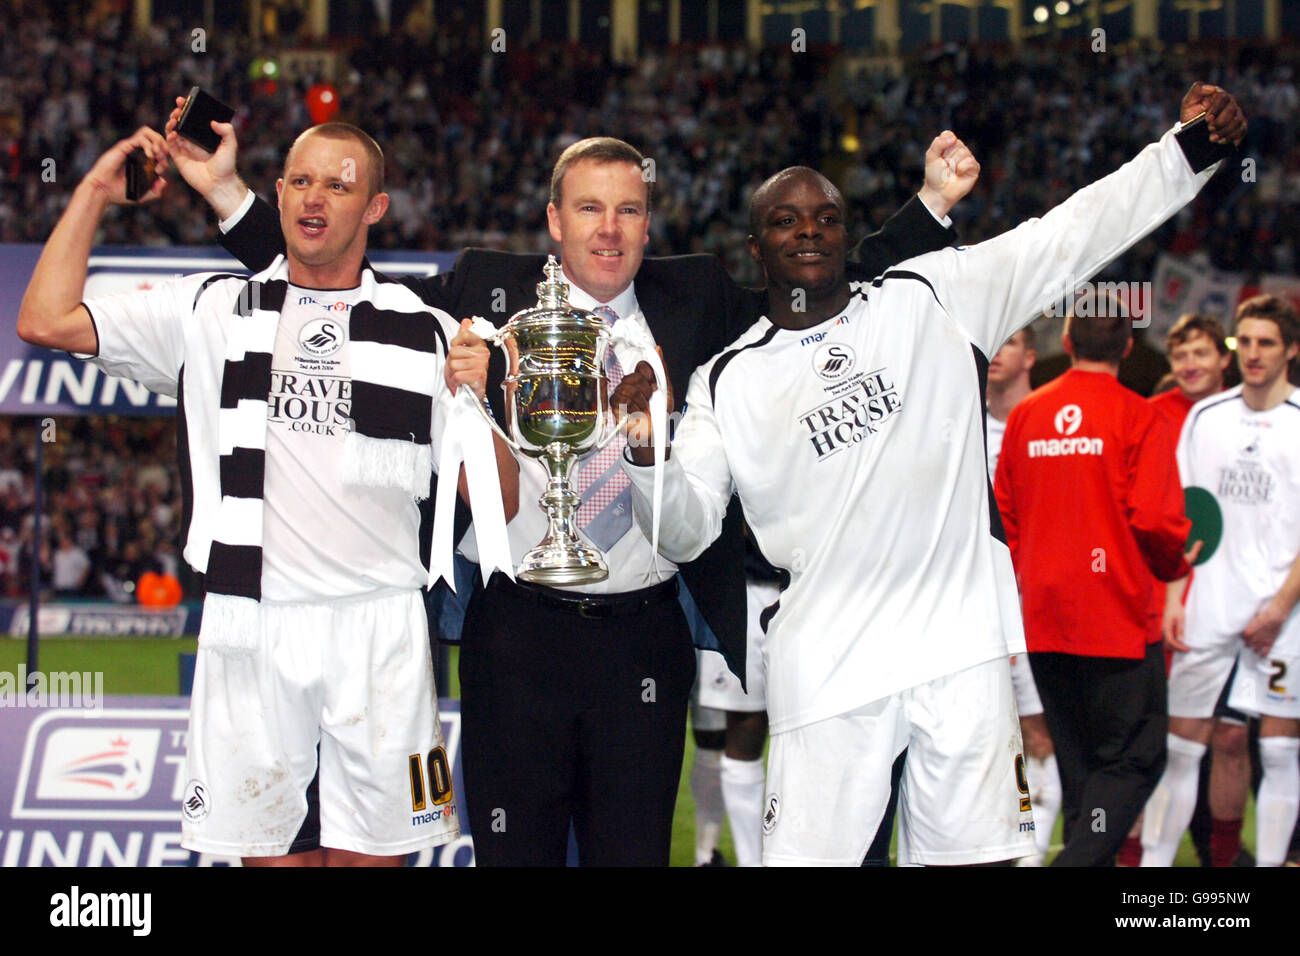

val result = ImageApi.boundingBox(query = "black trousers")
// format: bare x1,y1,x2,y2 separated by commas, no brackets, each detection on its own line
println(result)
1030,641,1168,867
459,573,696,866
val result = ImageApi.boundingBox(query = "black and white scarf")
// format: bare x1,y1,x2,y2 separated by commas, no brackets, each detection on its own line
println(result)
200,255,447,651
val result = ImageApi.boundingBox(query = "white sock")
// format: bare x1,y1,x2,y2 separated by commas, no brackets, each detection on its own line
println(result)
720,754,765,867
1256,736,1300,867
1140,734,1207,866
1027,753,1061,857
691,747,724,865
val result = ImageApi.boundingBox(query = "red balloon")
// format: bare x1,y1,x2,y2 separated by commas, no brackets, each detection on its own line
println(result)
306,84,340,125
136,572,164,606
158,574,183,607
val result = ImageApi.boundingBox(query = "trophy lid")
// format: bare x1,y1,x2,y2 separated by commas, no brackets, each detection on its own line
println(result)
536,255,568,309
505,254,606,335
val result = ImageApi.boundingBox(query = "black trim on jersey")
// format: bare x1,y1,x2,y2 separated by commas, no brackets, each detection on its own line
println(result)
175,364,195,588
191,273,244,312
971,344,1008,547
708,323,781,405
76,301,102,358
1183,390,1242,446
871,269,942,307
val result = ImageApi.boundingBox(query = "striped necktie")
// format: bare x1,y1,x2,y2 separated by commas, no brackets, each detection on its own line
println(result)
574,305,632,552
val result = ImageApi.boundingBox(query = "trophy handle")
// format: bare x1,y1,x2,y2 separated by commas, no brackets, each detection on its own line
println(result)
594,410,632,451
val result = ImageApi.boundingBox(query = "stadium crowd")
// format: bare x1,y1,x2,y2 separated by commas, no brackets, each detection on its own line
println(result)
0,417,184,600
3,3,1299,284
3,1,1300,869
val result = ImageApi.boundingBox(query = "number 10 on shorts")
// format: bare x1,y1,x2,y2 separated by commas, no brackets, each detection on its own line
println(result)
409,747,454,811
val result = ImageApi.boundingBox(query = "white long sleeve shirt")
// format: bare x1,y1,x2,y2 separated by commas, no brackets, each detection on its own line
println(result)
625,127,1218,733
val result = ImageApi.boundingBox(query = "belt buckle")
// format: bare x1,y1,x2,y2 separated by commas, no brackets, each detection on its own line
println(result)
577,598,614,620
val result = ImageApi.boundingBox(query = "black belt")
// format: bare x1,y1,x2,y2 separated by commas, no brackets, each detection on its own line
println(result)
495,574,679,619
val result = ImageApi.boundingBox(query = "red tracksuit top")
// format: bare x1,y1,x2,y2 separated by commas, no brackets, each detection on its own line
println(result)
994,369,1191,658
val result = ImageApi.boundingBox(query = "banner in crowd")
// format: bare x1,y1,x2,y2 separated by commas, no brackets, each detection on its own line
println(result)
0,603,200,637
0,244,456,417
0,695,472,866
1150,252,1245,346
1259,273,1300,313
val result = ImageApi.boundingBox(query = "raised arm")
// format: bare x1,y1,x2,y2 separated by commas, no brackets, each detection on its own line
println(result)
18,127,170,354
847,131,979,277
919,84,1244,358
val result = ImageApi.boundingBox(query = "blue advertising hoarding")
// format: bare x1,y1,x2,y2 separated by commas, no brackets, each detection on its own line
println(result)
0,244,458,416
0,695,473,867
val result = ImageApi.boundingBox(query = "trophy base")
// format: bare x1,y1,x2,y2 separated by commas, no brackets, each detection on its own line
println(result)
518,544,609,586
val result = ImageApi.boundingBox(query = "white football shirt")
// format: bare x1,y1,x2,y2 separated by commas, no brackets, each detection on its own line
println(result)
259,285,427,602
1179,385,1300,641
625,128,1217,733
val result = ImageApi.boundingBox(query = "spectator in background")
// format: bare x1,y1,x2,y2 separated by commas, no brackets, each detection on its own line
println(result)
1142,295,1300,868
51,532,90,597
985,326,1062,867
995,305,1192,866
1150,313,1233,432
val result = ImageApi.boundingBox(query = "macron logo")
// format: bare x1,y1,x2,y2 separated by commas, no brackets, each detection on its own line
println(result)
1032,404,1103,456
1054,404,1083,435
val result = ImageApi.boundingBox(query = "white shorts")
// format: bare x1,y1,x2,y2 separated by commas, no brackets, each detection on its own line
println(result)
763,656,1035,866
1009,653,1043,718
1169,627,1250,719
690,693,727,733
182,589,460,858
697,580,777,713
1228,646,1300,719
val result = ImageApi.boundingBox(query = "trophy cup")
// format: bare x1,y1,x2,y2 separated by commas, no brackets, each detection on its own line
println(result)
478,256,628,585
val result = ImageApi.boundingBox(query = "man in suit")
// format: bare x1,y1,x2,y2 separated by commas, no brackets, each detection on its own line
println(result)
176,115,972,864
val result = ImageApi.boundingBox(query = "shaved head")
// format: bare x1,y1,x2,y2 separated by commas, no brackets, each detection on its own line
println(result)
283,123,385,197
749,167,846,234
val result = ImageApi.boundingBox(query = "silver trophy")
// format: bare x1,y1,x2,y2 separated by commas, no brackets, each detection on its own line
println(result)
478,256,628,585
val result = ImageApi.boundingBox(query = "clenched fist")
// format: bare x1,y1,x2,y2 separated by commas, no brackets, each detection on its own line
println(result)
609,357,673,465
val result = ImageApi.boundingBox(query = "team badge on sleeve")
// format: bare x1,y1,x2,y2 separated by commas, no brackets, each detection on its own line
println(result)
762,793,780,835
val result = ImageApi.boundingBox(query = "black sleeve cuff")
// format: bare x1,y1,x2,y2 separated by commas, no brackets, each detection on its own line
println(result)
218,194,284,271
622,445,670,466
1174,119,1237,174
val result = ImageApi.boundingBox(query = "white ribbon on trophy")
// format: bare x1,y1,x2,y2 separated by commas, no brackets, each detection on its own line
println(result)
605,312,668,579
429,376,515,590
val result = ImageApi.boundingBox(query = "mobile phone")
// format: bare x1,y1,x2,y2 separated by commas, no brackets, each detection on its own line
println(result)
175,86,235,153
124,148,157,202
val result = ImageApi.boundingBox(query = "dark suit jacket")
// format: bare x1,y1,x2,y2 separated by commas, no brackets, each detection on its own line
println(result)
219,194,955,680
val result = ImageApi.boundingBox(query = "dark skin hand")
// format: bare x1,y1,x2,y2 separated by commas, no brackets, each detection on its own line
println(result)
1180,82,1247,145
611,359,672,466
